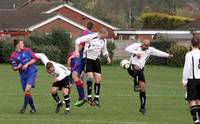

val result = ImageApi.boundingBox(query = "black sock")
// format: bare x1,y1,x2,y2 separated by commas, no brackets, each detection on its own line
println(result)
52,93,61,103
94,83,100,101
139,92,146,109
190,106,199,123
87,80,92,100
64,95,70,111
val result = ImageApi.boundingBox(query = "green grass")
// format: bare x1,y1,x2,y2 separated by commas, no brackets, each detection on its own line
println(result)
0,64,191,124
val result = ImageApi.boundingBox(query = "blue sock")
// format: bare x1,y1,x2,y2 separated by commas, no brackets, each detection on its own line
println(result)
29,95,36,111
23,93,30,109
75,80,85,100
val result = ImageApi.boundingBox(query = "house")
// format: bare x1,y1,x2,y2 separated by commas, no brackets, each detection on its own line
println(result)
0,0,118,38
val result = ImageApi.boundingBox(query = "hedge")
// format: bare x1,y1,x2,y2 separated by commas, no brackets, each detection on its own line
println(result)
139,13,193,29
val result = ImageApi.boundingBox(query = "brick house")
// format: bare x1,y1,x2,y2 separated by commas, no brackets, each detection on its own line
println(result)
0,0,118,38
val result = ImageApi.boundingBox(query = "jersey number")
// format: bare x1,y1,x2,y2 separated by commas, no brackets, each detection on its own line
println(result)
198,59,200,69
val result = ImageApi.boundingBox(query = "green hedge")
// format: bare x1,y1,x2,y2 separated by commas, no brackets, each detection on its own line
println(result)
167,43,188,67
139,13,193,29
0,40,14,63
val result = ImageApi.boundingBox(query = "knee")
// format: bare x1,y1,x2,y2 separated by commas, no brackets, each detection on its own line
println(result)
95,76,102,83
139,82,145,91
63,89,69,96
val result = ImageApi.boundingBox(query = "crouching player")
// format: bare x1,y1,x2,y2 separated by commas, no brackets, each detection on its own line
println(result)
35,53,71,115
10,39,37,114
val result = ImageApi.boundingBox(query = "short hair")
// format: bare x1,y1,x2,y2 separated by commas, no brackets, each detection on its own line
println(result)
87,22,93,30
191,38,200,48
13,39,20,47
46,62,53,70
98,28,108,34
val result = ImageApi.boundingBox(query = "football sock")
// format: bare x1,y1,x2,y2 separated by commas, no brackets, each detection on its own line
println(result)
197,105,200,119
190,106,199,122
28,94,36,111
64,95,70,111
52,93,61,103
139,92,146,109
87,80,92,100
94,83,100,101
23,93,31,110
75,80,85,100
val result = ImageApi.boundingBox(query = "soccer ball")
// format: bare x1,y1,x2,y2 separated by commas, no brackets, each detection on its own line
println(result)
120,59,130,69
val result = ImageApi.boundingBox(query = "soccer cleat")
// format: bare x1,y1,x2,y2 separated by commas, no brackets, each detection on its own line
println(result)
74,99,87,107
195,120,200,124
30,109,36,114
93,99,101,107
139,108,146,115
64,110,71,115
19,108,25,114
55,102,63,113
88,99,95,106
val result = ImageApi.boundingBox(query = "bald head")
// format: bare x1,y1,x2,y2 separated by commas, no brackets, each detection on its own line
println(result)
98,28,108,39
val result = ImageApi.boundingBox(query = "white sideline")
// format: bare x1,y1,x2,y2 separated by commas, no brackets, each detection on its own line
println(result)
0,118,150,124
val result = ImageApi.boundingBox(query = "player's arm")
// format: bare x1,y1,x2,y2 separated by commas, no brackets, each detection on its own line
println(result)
182,54,192,88
150,47,172,58
22,49,38,70
102,40,111,64
74,33,96,57
67,54,75,68
35,53,50,66
125,43,141,54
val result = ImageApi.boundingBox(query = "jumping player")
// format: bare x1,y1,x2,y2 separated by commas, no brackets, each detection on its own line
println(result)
125,39,173,114
35,53,71,115
67,22,93,107
10,39,38,114
74,28,111,107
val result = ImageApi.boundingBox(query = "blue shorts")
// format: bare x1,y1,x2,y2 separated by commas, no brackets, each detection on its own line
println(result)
71,58,84,75
20,72,37,91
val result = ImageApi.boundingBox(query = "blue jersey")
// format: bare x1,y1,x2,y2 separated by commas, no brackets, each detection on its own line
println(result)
10,48,38,77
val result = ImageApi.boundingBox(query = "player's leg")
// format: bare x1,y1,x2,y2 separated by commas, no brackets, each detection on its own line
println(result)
72,71,87,107
62,88,71,115
85,59,95,104
26,73,37,113
197,100,200,122
187,80,199,124
138,71,146,114
51,86,62,113
93,72,102,107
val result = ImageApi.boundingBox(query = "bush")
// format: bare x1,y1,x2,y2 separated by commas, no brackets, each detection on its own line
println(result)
147,37,173,65
0,40,14,63
139,13,193,29
100,41,116,65
167,43,188,67
28,28,72,63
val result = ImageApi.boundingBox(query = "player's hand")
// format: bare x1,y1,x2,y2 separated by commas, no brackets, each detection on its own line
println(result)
183,84,187,90
169,54,174,58
53,78,58,83
107,57,111,64
22,63,29,70
73,51,80,58
17,64,23,69
136,54,141,59
134,65,141,70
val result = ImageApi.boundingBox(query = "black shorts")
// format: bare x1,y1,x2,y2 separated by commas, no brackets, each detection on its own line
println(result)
187,79,200,100
127,65,145,83
85,58,101,74
52,76,70,90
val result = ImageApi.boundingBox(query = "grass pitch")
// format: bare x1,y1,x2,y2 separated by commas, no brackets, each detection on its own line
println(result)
0,64,191,124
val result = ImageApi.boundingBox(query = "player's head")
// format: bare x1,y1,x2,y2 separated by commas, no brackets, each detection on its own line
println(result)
191,38,200,48
142,39,150,47
46,62,54,74
87,22,94,30
98,28,108,39
14,39,24,50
